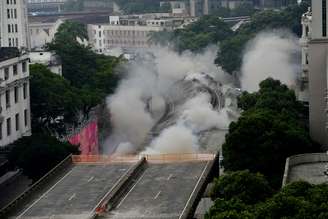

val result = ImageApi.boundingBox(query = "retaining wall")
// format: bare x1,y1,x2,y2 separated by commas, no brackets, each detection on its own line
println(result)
282,153,328,187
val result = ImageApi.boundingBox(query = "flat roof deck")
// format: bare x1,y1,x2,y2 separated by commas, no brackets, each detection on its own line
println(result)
106,161,209,219
14,163,134,219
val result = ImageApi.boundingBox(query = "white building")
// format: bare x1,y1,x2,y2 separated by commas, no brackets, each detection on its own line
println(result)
0,0,29,49
27,0,67,12
0,48,31,147
160,1,189,15
88,15,188,53
29,51,62,75
298,9,311,103
303,0,328,149
29,18,63,50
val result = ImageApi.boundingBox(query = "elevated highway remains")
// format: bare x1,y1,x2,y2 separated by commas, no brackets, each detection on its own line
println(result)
2,154,218,219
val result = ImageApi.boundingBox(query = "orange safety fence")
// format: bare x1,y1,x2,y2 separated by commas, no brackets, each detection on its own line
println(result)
71,155,140,164
144,153,215,163
72,153,215,164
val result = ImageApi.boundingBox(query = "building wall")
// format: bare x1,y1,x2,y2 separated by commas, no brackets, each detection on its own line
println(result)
0,54,31,147
0,0,29,49
308,41,328,147
28,19,63,49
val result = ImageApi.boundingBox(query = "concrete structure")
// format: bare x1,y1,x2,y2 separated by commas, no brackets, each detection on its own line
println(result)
29,18,63,50
298,8,311,103
303,1,328,148
88,14,189,53
29,51,62,75
0,48,31,147
282,153,328,186
4,154,217,219
0,0,30,49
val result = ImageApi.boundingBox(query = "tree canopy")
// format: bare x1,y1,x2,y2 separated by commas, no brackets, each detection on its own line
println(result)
206,181,328,219
222,78,318,188
210,170,273,205
7,134,79,181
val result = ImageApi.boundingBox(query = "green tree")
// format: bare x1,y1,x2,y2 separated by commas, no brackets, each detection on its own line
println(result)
216,2,310,74
7,134,79,181
222,79,317,188
210,170,273,205
30,64,83,133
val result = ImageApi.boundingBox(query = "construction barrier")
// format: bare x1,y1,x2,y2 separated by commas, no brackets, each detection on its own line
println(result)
71,153,216,164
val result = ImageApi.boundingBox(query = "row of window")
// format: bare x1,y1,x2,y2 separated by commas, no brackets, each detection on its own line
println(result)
8,24,18,33
7,8,17,19
5,84,28,109
97,39,148,47
7,0,17,5
2,62,27,81
96,30,150,38
0,110,29,140
8,37,19,47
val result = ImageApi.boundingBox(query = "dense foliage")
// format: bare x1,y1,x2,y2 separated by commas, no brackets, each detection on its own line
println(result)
42,21,122,133
222,79,318,188
206,181,328,219
216,2,310,74
210,170,273,205
7,134,79,181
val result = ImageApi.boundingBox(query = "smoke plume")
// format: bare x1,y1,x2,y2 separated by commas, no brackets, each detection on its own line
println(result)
104,46,234,155
241,31,300,92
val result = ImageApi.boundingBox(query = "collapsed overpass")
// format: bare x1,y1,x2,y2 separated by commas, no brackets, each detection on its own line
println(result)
1,154,219,219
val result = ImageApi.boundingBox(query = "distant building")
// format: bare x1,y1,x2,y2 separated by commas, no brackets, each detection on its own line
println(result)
29,51,62,75
160,1,189,15
303,0,328,148
0,0,30,49
27,0,67,12
0,48,31,147
220,0,253,9
88,14,190,53
189,0,221,17
29,18,63,50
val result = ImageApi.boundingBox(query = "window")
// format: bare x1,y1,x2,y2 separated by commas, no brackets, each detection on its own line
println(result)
14,9,17,18
7,0,9,4
22,62,27,73
23,83,27,99
15,113,19,131
15,24,17,32
323,0,327,37
14,86,18,103
24,109,28,127
4,68,9,80
7,9,10,19
0,122,2,140
8,24,11,33
6,118,11,136
6,90,10,108
13,64,17,75
8,38,11,47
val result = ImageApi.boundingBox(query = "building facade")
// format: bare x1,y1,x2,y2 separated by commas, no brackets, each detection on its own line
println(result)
304,0,328,148
27,0,67,12
298,9,311,103
29,18,63,50
0,48,31,147
0,0,29,49
88,15,188,53
29,51,62,75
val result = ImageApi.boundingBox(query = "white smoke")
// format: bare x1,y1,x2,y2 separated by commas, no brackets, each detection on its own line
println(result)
241,31,300,92
104,46,234,155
